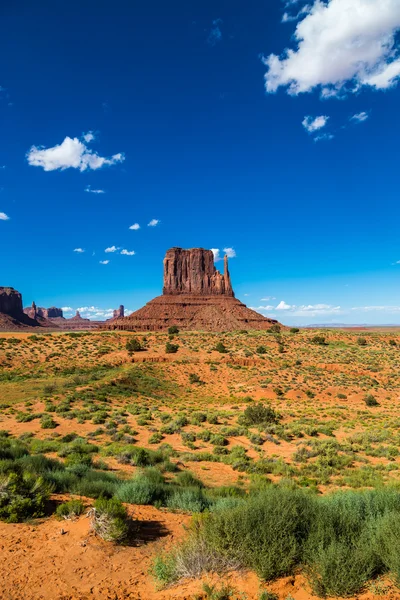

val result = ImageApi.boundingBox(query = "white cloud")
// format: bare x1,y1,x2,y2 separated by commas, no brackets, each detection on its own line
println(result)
264,0,400,97
276,300,292,310
223,247,236,258
120,249,135,256
282,4,312,23
212,247,236,261
350,111,369,123
0,212,9,221
351,305,400,313
105,246,119,253
73,248,84,253
314,133,334,142
251,305,275,310
83,131,95,143
27,134,125,172
207,18,223,46
129,223,140,230
273,301,342,316
99,260,109,265
211,248,221,261
85,185,105,194
302,115,329,132
61,306,73,313
261,296,276,301
148,219,160,227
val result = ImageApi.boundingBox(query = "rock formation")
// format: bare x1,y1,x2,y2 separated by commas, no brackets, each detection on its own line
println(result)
105,247,280,332
163,248,233,296
0,287,24,318
24,304,64,320
0,287,40,330
113,305,125,319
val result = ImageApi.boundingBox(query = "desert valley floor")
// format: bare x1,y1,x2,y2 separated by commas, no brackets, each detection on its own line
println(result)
2,327,400,600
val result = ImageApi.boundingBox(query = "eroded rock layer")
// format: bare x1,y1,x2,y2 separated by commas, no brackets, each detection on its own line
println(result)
107,294,279,332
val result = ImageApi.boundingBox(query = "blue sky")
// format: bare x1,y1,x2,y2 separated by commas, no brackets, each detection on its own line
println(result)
1,0,400,325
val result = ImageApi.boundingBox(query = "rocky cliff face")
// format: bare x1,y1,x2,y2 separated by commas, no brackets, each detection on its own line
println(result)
42,307,63,319
0,287,24,318
163,248,234,297
24,304,64,320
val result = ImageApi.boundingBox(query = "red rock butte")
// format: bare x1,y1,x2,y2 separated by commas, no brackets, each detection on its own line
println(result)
106,247,280,332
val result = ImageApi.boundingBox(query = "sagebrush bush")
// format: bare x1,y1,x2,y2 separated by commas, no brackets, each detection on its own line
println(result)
239,403,280,426
90,497,129,543
0,470,51,523
56,499,85,520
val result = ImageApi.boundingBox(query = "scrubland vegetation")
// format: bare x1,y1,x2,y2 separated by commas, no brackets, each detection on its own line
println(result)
2,327,400,598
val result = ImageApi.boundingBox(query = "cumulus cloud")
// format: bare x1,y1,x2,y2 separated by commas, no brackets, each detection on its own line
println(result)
302,115,329,132
0,212,9,220
105,246,119,253
27,134,125,172
273,301,342,316
264,0,400,97
129,223,140,230
61,306,73,313
85,185,105,194
73,248,84,253
350,111,369,123
207,18,223,46
212,247,237,261
99,260,109,265
120,249,135,256
276,300,292,310
223,247,236,258
148,219,160,227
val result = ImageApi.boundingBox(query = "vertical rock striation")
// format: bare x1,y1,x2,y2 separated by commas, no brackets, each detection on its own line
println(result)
163,248,234,296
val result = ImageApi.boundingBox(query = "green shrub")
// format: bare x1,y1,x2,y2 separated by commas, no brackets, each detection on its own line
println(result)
311,335,327,346
256,346,267,355
168,326,179,335
189,373,203,384
91,497,129,543
56,499,85,520
290,328,300,334
0,470,51,523
165,342,179,354
268,325,281,333
365,394,380,407
40,414,57,429
214,342,228,354
304,490,392,596
116,469,165,505
357,337,367,346
201,487,312,580
126,337,143,354
239,403,280,426
373,511,400,584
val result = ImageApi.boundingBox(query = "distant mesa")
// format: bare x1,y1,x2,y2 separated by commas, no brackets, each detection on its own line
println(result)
105,247,280,332
24,302,63,321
